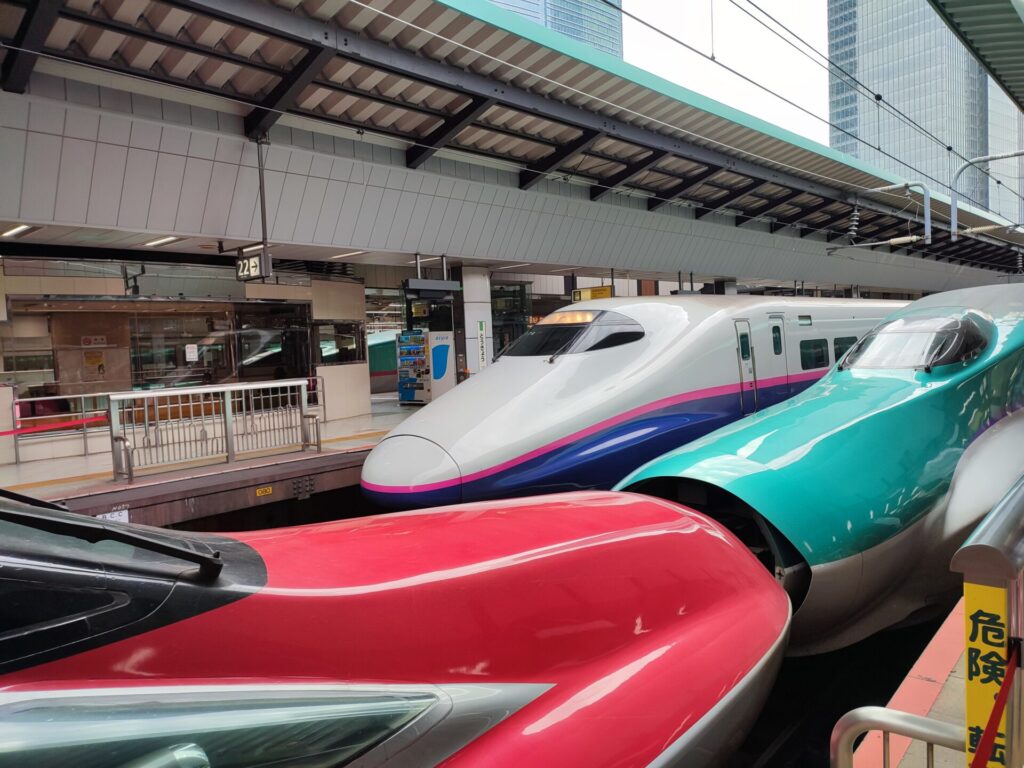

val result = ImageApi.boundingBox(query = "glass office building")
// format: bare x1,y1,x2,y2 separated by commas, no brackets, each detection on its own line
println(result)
490,0,623,57
827,0,1024,223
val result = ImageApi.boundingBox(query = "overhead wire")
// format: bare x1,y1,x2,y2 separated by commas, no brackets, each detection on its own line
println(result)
338,0,1021,259
0,12,1017,271
601,0,1024,221
337,0,924,208
727,0,1024,220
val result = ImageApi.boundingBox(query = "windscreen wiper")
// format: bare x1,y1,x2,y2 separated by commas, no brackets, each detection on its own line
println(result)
0,500,223,582
547,336,579,364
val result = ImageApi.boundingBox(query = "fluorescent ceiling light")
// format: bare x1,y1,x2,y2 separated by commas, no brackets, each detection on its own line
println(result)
406,256,441,264
549,267,579,273
241,244,265,253
493,263,532,270
2,224,32,237
144,236,179,247
331,250,366,259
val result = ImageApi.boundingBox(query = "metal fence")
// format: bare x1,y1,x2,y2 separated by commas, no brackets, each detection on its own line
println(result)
830,706,964,768
109,379,321,481
11,393,110,463
9,377,325,465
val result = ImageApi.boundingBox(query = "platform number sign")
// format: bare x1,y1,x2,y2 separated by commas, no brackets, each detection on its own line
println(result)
236,247,272,282
964,582,1010,768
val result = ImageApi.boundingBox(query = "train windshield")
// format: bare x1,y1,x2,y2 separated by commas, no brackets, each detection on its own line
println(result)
840,315,987,371
502,310,645,357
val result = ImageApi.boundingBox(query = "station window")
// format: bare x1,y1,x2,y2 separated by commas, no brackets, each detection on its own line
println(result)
314,321,367,366
772,326,783,355
739,333,751,360
799,339,830,370
834,336,858,360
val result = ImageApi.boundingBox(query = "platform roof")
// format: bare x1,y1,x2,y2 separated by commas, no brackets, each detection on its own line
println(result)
927,0,1024,114
1,0,1022,272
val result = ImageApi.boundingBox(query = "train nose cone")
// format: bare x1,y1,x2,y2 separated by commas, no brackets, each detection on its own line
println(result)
361,435,463,509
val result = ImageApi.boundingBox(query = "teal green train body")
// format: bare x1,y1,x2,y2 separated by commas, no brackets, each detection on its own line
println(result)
616,284,1024,653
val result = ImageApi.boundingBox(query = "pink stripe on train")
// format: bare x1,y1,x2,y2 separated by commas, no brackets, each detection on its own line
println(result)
361,370,826,494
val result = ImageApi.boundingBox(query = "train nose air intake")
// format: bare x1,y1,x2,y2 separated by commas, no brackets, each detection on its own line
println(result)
361,435,463,509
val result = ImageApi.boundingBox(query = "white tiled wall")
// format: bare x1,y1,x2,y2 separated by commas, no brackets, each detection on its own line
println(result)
0,73,997,294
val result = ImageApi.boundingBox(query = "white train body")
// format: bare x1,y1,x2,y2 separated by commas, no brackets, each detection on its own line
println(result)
361,295,904,507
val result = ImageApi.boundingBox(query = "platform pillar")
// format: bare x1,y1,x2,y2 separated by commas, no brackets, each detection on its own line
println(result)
462,267,493,375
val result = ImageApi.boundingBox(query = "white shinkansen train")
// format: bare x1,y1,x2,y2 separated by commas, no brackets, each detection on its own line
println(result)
361,295,905,508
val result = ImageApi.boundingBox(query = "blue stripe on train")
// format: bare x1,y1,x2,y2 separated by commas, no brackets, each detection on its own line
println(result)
361,378,814,509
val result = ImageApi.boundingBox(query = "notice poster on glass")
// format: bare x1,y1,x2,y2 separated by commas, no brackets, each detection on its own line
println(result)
83,349,106,380
185,344,199,363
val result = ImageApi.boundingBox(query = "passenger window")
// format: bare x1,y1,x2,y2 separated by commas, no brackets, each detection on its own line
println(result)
799,339,830,370
798,315,812,326
739,333,751,360
834,336,858,360
772,326,782,355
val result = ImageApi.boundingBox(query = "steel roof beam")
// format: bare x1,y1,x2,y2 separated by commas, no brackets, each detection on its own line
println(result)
164,0,856,204
245,46,336,139
519,129,602,190
407,95,496,169
695,182,763,220
86,0,1018,257
58,7,284,78
590,149,669,201
966,244,1013,269
735,189,804,227
935,241,989,263
648,164,723,211
2,0,61,93
799,207,853,237
769,198,833,233
58,7,463,130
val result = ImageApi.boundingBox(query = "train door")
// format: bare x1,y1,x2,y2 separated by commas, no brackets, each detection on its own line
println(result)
758,313,790,406
734,319,758,414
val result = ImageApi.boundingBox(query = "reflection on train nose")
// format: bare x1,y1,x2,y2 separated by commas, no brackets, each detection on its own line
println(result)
361,435,462,508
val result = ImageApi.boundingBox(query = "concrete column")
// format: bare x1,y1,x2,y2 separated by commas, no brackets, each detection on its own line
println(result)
311,279,370,420
462,267,493,374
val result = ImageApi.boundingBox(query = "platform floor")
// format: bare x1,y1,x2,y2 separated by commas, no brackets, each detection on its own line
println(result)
854,600,966,768
1,394,410,502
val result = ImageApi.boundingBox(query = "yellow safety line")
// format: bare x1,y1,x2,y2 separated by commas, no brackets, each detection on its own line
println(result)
322,429,390,444
5,470,112,492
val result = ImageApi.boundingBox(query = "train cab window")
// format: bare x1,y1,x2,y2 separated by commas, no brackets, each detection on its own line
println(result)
834,336,858,360
840,315,988,371
739,333,751,360
772,326,783,355
799,339,830,370
0,496,217,672
501,310,644,357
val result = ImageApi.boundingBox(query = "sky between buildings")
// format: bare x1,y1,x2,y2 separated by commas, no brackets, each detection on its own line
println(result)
622,0,830,145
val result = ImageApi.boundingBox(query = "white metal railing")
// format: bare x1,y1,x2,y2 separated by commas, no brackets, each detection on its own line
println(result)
830,706,964,768
108,379,321,481
11,393,110,463
7,377,325,465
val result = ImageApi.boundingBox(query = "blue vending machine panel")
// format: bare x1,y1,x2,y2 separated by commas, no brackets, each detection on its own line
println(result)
397,330,429,403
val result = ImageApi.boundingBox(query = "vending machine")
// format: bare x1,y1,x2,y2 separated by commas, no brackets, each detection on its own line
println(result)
397,278,460,405
396,328,429,404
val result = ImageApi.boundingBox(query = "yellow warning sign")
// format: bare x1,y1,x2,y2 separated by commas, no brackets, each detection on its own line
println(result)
571,285,614,302
964,581,1009,768
255,485,273,498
